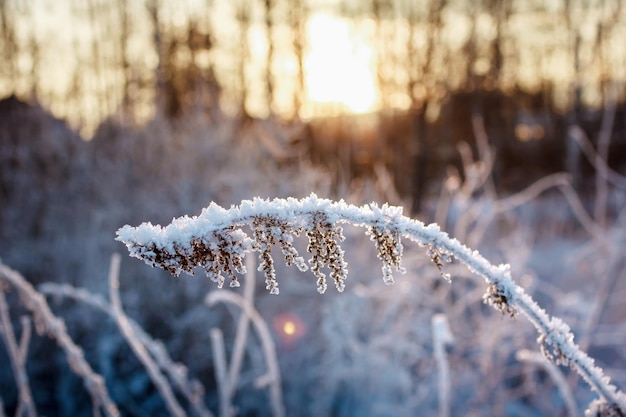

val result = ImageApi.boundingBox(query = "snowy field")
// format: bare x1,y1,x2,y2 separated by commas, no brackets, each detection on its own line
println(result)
1,107,625,416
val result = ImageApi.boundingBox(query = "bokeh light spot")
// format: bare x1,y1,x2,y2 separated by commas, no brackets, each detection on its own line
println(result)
283,320,296,336
273,313,306,347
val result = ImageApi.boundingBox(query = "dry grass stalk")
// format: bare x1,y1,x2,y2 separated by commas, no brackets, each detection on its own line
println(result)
0,263,120,417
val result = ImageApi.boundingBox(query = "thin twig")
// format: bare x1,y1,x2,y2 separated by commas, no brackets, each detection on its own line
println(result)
432,314,454,417
38,282,213,417
578,257,626,353
0,262,119,417
594,84,618,227
210,328,231,417
17,316,32,369
108,254,186,417
226,256,256,401
517,349,578,417
0,289,37,417
206,291,285,417
493,173,606,242
569,125,626,190
470,111,497,198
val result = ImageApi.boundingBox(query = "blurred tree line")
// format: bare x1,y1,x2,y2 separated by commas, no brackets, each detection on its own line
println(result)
0,0,624,127
1,0,626,208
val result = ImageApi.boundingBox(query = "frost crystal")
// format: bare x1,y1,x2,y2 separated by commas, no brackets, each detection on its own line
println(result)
366,225,406,285
426,244,453,283
305,212,348,293
483,283,516,317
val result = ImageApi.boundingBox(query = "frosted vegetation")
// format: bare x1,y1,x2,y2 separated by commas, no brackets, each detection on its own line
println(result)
2,106,626,416
116,194,626,415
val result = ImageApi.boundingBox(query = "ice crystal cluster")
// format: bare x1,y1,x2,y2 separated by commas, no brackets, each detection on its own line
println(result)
116,194,408,295
117,194,626,415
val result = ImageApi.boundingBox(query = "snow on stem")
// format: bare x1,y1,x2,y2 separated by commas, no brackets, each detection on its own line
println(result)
432,314,454,417
108,254,186,417
205,290,285,417
516,349,578,417
0,287,37,417
38,281,213,417
0,262,120,417
116,194,626,414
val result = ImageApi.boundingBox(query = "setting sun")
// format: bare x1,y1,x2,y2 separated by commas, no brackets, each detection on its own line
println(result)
302,13,379,117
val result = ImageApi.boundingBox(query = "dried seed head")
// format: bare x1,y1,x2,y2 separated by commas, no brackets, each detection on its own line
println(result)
538,333,570,366
589,402,625,417
251,216,281,294
305,212,348,293
426,244,452,282
251,215,309,294
367,225,405,285
483,283,516,317
137,227,250,288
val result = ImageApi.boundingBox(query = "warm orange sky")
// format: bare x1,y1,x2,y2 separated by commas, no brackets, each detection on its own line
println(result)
2,0,625,135
303,13,379,116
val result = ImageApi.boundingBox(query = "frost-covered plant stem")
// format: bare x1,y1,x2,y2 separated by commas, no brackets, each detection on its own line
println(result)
205,256,284,417
0,288,37,417
209,328,231,417
516,349,578,417
108,254,186,417
432,314,454,417
226,256,256,403
205,290,285,417
117,194,626,413
0,262,120,417
38,281,214,417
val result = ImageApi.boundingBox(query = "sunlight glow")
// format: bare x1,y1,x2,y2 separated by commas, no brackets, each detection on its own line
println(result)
282,321,296,336
302,13,379,117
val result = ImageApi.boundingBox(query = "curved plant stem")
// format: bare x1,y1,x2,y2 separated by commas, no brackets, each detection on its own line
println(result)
108,254,186,417
117,194,626,412
206,290,285,417
38,280,213,417
0,289,37,417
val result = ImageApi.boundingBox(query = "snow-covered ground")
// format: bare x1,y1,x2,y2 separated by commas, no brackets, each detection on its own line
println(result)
1,107,625,416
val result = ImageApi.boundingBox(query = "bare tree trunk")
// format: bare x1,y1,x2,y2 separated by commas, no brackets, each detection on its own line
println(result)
405,1,418,108
27,32,40,101
0,1,18,94
147,0,166,116
372,0,385,108
593,1,622,227
408,0,447,213
117,0,131,120
264,0,275,115
565,0,583,190
87,0,107,122
488,0,512,89
235,0,250,120
290,0,305,119
197,5,222,121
